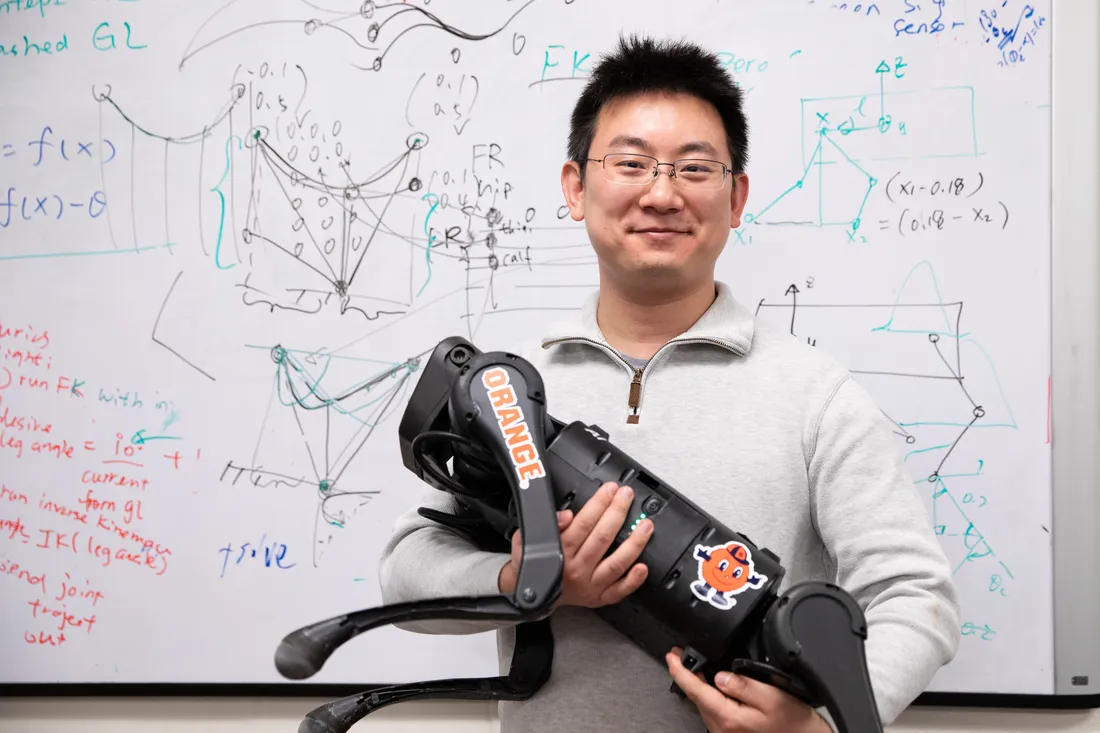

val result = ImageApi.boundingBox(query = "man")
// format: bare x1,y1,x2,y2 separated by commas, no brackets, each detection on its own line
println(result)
379,35,961,732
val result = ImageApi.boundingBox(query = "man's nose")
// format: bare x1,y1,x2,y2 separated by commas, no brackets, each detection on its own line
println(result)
639,168,683,210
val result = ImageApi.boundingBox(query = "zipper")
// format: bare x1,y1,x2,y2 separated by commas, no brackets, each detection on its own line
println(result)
627,369,643,424
543,335,738,424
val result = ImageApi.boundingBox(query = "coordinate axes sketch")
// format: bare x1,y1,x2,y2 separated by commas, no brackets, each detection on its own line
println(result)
736,56,985,245
755,260,1018,601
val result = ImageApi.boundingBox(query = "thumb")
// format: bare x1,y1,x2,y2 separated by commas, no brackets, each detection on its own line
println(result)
713,671,750,703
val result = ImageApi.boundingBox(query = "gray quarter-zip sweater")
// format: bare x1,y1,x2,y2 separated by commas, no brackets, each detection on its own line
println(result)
378,281,961,732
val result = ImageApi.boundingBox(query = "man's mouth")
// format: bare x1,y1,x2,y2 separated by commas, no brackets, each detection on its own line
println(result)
631,227,690,235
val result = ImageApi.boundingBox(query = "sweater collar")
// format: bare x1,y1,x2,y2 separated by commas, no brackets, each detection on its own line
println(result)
540,281,755,356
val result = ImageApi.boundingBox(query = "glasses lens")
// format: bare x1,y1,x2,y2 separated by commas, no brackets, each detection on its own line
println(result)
602,154,655,184
599,154,726,189
674,159,725,189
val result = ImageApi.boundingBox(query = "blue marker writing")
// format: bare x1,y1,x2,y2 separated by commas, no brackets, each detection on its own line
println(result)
217,534,295,578
210,135,241,270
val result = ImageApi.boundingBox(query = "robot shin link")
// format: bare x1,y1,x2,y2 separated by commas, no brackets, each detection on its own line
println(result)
273,337,884,733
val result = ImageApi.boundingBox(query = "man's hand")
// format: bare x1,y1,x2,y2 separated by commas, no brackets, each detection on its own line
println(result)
498,508,575,595
666,647,833,733
498,481,653,608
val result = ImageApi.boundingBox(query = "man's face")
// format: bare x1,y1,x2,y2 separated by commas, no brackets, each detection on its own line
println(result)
561,91,750,291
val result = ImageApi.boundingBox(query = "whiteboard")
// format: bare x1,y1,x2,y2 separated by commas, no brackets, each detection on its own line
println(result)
0,0,1090,703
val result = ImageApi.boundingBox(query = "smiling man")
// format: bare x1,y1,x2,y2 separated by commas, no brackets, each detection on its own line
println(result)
379,35,961,733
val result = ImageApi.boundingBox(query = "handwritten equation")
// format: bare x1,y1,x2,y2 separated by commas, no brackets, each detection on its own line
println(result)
979,1,1047,67
406,71,480,135
884,171,987,202
0,126,116,230
2,128,117,166
0,314,202,651
881,202,1009,237
0,188,108,228
878,170,1008,237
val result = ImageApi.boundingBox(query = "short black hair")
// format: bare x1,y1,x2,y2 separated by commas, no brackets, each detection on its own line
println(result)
567,35,749,177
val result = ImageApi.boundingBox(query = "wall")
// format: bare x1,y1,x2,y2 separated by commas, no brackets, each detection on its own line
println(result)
1,698,1100,733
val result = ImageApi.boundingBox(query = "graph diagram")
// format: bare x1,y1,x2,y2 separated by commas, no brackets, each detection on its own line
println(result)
755,261,1018,599
737,58,982,245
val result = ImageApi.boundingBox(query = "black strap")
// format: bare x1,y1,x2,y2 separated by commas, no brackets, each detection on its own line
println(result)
296,619,553,733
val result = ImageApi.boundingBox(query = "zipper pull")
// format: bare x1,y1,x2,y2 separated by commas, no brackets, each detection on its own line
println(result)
627,369,642,424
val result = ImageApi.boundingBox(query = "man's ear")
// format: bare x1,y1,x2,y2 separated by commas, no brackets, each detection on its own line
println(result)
561,160,586,222
729,173,750,230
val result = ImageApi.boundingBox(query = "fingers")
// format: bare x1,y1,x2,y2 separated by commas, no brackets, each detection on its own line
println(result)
506,509,574,595
664,651,732,715
512,509,573,560
597,562,648,606
714,670,792,714
714,671,750,705
668,648,708,685
497,561,515,595
513,510,572,546
591,517,652,589
559,482,618,556
574,484,636,568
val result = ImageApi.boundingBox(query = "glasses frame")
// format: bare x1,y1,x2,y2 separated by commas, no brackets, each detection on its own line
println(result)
585,153,733,190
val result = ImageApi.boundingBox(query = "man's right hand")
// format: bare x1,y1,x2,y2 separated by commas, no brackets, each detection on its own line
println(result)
498,481,653,608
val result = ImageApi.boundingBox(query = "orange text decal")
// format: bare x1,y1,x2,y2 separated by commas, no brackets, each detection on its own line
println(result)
481,367,546,490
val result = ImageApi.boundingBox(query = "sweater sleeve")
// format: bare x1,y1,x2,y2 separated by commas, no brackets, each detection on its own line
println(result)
807,373,962,726
377,477,518,636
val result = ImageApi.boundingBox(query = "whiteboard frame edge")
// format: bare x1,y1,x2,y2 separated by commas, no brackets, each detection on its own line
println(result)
1051,0,1100,700
0,2,1095,708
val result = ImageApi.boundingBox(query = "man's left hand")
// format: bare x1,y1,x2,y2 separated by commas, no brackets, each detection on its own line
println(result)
666,648,832,733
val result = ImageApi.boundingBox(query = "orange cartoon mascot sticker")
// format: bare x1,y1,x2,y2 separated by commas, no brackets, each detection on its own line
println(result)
690,540,767,610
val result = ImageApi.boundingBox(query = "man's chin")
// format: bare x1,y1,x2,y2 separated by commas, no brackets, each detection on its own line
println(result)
627,255,687,272
594,245,706,282
614,260,697,285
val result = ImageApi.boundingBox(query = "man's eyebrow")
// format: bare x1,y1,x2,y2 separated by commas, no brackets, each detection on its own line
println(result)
604,136,723,159
606,135,652,151
677,140,721,157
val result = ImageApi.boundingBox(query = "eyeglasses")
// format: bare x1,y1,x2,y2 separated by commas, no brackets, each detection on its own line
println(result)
586,153,731,190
